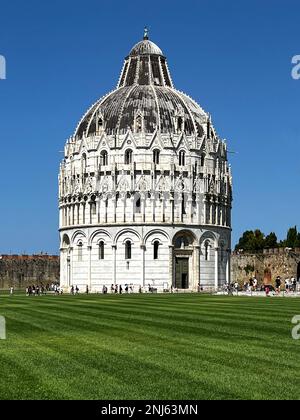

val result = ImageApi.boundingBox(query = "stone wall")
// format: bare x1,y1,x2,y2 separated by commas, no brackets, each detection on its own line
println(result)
231,248,300,286
0,255,60,290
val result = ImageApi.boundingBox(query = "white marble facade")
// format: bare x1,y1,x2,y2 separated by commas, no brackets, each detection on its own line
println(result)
59,32,233,292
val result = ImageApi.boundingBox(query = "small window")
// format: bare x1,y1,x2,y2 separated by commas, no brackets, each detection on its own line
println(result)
125,241,132,260
204,241,210,261
177,116,184,133
201,154,205,167
220,244,224,262
91,202,97,215
136,115,143,133
135,196,141,214
100,151,108,166
99,241,105,260
153,150,160,165
182,194,186,215
179,151,186,166
78,242,83,262
125,150,133,165
82,154,87,173
154,241,160,260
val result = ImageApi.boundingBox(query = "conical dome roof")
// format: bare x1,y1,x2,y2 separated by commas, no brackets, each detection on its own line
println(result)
74,32,208,139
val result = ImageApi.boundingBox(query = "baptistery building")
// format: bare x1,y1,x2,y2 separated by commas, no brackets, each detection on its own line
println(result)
59,31,233,292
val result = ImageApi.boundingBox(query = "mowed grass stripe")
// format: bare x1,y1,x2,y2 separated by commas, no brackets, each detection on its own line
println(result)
0,294,299,400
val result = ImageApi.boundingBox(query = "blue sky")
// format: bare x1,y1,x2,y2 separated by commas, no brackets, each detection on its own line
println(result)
0,0,299,254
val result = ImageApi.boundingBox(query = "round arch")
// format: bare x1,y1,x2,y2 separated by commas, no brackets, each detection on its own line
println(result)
144,229,171,245
89,229,112,246
71,230,87,245
114,228,142,246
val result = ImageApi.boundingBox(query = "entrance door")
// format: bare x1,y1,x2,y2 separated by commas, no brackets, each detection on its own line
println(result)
175,258,189,289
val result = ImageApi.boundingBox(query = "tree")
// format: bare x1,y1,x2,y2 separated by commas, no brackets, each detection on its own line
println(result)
286,226,298,248
235,230,266,252
264,232,278,248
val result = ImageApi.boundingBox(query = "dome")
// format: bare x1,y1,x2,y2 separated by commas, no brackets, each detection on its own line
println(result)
75,33,208,139
129,40,163,57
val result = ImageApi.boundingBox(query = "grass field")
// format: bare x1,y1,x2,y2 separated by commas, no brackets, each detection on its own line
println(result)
0,293,299,400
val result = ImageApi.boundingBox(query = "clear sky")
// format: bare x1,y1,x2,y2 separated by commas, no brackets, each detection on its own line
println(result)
0,0,299,255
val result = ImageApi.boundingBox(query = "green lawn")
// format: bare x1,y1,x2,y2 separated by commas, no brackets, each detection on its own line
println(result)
0,293,299,400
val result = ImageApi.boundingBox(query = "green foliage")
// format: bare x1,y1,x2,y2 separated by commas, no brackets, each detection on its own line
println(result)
264,232,278,248
235,226,299,251
235,229,266,252
286,226,298,248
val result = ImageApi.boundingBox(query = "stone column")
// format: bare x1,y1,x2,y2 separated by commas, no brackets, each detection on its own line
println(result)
141,244,146,288
194,246,200,291
215,247,219,290
169,245,174,288
170,195,174,224
112,245,117,286
226,250,231,284
97,197,101,224
88,245,92,291
197,197,201,225
70,246,74,287
67,253,71,288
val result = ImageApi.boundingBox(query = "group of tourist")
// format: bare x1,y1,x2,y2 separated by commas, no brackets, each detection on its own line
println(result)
25,283,62,296
227,275,300,297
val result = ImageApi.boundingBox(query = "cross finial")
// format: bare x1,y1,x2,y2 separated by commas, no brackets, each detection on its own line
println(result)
143,26,149,40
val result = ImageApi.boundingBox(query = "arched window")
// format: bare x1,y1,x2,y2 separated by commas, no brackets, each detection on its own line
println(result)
82,153,87,173
179,151,186,166
220,243,224,262
135,195,141,214
153,149,160,165
177,116,184,133
125,150,133,165
78,242,83,262
204,241,210,261
98,117,103,129
99,241,105,260
125,241,132,260
201,154,205,167
181,194,186,215
100,151,108,166
175,236,189,249
136,115,143,133
154,241,160,260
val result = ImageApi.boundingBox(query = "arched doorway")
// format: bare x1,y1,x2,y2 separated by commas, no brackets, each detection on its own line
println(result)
173,231,196,290
297,262,300,281
263,268,272,285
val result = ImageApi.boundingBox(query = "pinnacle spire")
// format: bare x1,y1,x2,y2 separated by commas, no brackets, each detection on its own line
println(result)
143,26,149,40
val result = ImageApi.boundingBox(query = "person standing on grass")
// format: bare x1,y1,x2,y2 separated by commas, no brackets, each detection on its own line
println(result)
253,278,258,292
86,285,89,295
71,285,74,295
75,286,79,295
234,282,239,295
292,277,297,293
265,285,270,297
10,286,14,296
275,276,281,295
285,278,290,294
119,285,123,294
